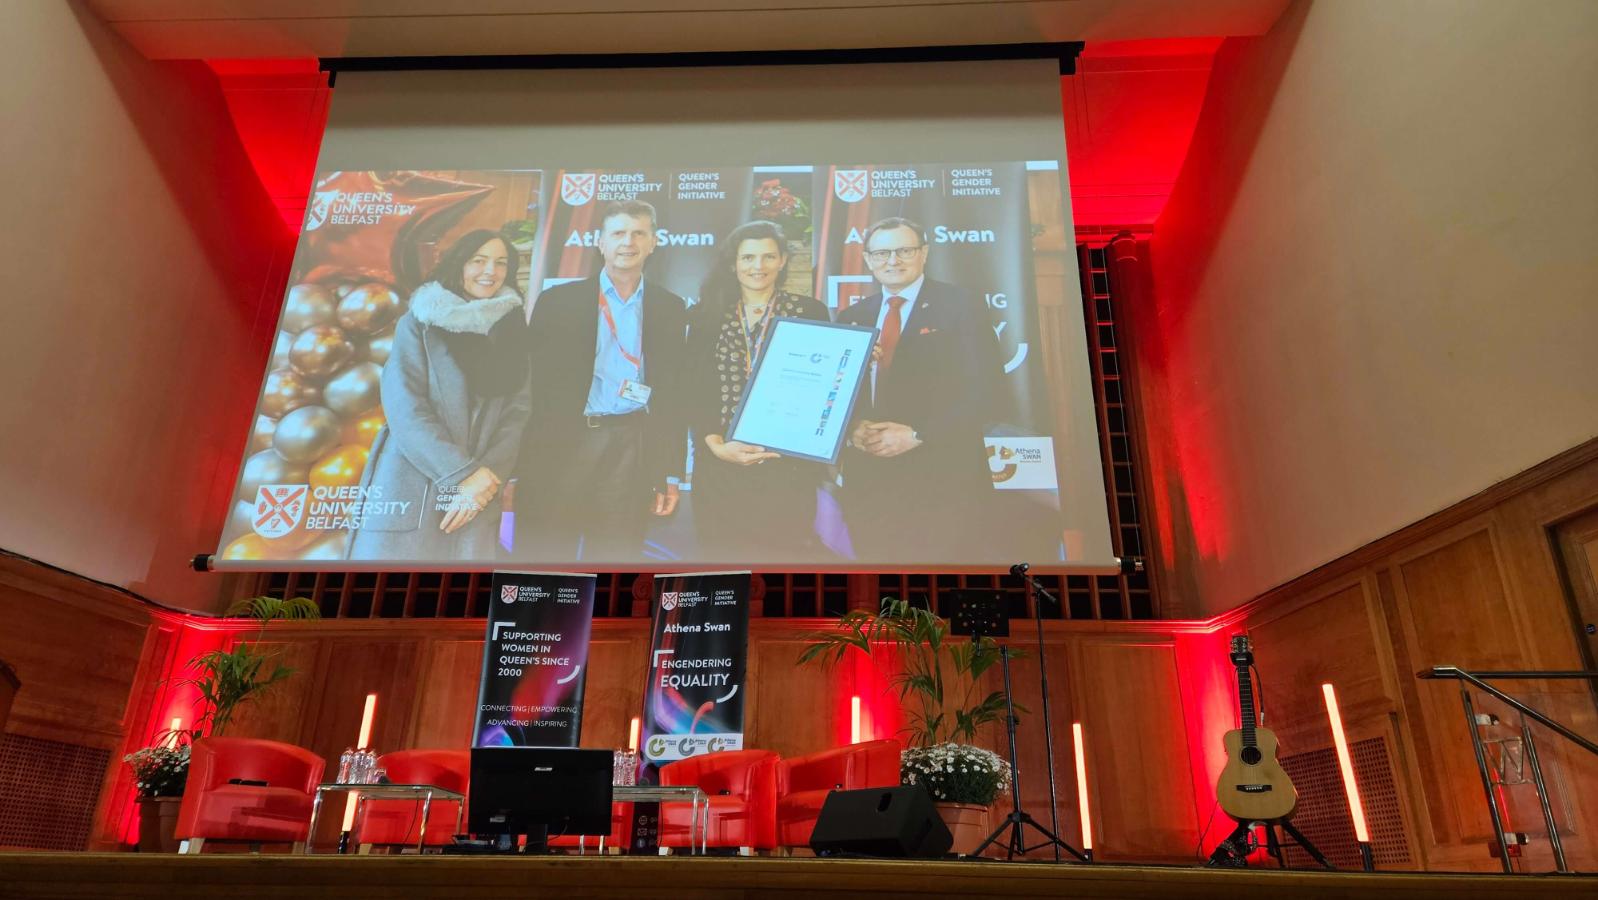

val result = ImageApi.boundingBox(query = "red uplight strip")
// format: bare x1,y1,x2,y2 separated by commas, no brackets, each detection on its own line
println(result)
1322,683,1369,843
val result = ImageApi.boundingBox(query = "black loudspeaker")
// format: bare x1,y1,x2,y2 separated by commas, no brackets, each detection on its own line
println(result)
809,787,953,858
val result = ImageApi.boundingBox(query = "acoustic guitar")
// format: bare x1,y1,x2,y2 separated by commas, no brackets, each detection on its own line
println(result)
1215,635,1297,822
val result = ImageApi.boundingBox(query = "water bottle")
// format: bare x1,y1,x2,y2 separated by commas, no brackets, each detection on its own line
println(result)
352,749,369,784
360,748,378,784
337,748,354,784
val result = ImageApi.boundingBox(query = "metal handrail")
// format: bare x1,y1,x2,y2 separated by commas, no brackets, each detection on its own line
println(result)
1418,665,1598,874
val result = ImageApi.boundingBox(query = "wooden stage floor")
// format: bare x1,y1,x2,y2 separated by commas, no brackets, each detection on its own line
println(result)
1,853,1594,899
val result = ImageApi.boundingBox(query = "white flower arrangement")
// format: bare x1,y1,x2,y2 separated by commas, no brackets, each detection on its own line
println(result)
123,743,191,799
901,743,1011,805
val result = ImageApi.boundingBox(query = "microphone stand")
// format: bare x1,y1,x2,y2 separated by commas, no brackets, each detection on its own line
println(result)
1012,562,1075,862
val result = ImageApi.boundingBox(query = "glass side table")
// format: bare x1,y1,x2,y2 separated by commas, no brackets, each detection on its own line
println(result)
305,783,465,854
613,784,709,855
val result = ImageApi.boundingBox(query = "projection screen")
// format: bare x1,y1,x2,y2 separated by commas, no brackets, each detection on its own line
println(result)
212,58,1115,572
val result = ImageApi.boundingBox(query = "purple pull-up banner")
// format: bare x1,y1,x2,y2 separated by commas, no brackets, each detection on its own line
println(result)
638,570,751,782
473,570,595,747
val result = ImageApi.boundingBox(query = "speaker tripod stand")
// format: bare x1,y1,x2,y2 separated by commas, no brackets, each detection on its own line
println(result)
947,590,1088,863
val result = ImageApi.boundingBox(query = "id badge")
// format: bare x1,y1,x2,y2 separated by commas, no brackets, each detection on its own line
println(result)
619,379,653,405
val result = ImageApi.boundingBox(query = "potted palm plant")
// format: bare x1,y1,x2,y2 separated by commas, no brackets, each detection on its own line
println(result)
179,595,320,736
800,597,1017,854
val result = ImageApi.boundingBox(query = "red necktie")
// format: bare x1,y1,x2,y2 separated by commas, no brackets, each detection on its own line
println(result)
878,295,907,374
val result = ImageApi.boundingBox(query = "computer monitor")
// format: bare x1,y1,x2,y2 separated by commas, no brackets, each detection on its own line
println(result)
468,747,614,838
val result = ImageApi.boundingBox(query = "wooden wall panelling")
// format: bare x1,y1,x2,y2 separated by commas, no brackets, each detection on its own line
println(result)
408,636,485,750
1067,635,1198,861
1247,577,1396,750
578,622,649,751
0,563,153,749
745,624,840,760
222,638,326,746
1242,575,1422,868
991,629,1081,856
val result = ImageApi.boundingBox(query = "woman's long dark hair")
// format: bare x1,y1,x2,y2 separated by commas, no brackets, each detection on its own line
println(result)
427,228,521,300
699,220,790,314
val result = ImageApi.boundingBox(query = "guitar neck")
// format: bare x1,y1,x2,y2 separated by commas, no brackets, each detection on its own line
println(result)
1237,663,1257,747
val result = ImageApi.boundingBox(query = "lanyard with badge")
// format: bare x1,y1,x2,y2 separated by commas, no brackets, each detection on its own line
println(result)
738,299,778,377
598,287,652,405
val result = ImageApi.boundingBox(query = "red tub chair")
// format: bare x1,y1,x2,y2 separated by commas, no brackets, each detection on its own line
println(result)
176,737,324,853
776,739,902,848
658,749,779,854
353,749,469,853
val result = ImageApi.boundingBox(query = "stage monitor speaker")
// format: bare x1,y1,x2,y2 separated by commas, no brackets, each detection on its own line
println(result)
809,786,953,858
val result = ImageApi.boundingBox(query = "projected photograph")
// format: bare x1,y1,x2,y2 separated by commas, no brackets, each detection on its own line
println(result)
217,162,1096,570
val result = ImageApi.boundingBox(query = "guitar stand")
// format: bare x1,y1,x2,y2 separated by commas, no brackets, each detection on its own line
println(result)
1206,817,1334,870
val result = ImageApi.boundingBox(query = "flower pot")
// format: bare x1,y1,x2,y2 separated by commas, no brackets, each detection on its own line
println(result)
934,801,991,857
137,796,182,853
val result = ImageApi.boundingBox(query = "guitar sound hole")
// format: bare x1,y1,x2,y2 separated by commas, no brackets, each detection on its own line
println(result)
1241,747,1262,765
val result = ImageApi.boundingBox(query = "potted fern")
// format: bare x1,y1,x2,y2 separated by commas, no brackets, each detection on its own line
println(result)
800,597,1017,854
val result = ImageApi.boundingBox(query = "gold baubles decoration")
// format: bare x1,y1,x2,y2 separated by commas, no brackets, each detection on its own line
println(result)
237,448,310,500
342,407,386,447
289,324,355,379
248,414,277,454
323,362,382,417
272,405,343,464
280,284,337,333
337,283,403,335
364,330,395,366
309,444,369,493
221,533,273,561
259,367,322,418
269,329,293,370
299,531,350,561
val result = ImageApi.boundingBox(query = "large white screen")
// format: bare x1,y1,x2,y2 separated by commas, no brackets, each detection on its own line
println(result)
215,59,1114,572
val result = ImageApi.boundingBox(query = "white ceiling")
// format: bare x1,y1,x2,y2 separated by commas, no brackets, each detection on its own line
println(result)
87,0,1289,59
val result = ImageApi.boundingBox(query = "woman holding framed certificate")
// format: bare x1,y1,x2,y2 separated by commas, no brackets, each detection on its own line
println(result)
684,220,831,562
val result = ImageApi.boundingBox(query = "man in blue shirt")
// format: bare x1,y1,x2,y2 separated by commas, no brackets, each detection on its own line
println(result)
515,200,689,563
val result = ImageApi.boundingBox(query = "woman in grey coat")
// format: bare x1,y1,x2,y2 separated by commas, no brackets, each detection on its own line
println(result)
348,229,531,562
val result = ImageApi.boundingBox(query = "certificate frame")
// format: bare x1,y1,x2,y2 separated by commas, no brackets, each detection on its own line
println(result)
726,317,878,465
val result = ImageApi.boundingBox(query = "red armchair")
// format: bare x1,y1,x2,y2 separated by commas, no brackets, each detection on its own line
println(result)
776,739,902,847
659,749,779,852
353,749,469,852
176,737,324,853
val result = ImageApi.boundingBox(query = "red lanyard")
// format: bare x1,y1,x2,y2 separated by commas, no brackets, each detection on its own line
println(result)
597,286,643,370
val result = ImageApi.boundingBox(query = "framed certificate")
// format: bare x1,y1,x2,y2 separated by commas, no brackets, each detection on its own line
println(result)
727,317,877,465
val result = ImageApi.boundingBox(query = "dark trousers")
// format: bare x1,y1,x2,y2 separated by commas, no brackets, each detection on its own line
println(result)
520,415,651,564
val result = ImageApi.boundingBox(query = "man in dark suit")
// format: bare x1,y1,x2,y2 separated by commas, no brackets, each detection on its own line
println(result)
836,217,1004,561
515,199,689,563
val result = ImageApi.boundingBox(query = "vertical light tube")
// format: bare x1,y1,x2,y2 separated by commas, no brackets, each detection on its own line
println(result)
1322,684,1370,843
1072,722,1093,853
850,696,862,745
629,716,641,752
342,693,379,833
168,716,183,748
